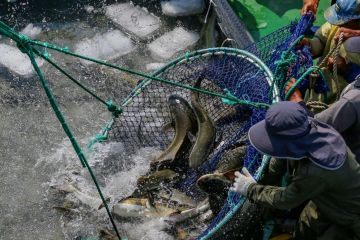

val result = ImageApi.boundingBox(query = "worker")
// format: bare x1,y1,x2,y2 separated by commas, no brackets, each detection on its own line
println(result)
298,0,360,106
231,101,360,239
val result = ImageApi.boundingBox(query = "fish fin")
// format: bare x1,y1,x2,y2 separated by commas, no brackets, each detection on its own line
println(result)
168,211,182,218
53,206,70,212
98,197,111,210
50,183,77,193
161,121,174,132
222,170,237,181
147,191,157,209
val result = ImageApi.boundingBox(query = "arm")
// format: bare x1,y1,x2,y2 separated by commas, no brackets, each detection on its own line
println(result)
334,27,360,43
258,158,287,185
315,96,357,133
247,175,327,210
307,22,332,58
301,0,319,15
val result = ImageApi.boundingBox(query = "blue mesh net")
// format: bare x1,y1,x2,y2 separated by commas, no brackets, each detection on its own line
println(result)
197,13,315,239
108,13,315,239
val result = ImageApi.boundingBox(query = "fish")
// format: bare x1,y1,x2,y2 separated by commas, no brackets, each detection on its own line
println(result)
132,169,179,197
99,228,118,240
166,200,210,224
189,77,216,168
51,183,110,210
150,95,197,171
199,8,217,48
214,105,252,126
196,144,246,214
152,188,198,209
112,197,185,219
112,189,209,222
215,144,246,174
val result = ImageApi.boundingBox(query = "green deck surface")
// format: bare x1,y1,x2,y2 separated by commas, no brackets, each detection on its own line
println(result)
228,0,329,41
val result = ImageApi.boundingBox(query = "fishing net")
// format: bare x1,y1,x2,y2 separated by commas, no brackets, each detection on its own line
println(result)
107,13,315,239
197,14,315,239
108,48,276,193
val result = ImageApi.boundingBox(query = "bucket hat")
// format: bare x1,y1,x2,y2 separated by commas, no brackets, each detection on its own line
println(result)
324,0,360,25
248,102,347,170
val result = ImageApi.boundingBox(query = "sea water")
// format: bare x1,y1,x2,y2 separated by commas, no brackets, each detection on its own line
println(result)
0,0,206,239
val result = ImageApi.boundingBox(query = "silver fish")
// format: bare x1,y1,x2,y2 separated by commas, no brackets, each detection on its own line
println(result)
112,195,209,223
189,78,216,168
153,188,197,209
51,183,110,210
150,95,197,171
199,8,217,48
132,169,179,197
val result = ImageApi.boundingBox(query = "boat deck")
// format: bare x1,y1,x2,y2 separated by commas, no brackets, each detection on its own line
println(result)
228,0,328,40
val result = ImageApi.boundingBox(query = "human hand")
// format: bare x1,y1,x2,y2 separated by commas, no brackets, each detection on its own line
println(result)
301,0,319,15
285,78,303,102
296,38,311,49
328,56,348,75
334,27,360,43
229,167,256,196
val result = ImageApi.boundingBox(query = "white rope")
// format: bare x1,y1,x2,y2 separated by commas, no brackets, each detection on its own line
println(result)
204,0,216,24
221,38,236,47
332,32,344,100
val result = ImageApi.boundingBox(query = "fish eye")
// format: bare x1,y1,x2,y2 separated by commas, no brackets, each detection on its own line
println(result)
175,99,181,104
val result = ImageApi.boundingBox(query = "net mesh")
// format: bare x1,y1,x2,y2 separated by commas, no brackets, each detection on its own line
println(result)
107,13,315,239
197,14,315,239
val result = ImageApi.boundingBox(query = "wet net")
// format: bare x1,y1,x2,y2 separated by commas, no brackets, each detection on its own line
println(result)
197,14,315,239
109,48,276,196
107,13,315,239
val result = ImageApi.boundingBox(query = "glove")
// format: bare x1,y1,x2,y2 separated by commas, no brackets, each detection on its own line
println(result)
230,167,256,196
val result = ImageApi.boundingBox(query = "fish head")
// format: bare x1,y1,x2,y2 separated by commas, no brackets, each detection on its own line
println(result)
168,95,192,115
167,94,197,133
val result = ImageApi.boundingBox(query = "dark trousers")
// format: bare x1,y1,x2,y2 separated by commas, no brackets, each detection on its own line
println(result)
294,201,359,240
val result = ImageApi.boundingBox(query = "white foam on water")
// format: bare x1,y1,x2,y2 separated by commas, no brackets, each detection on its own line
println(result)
74,30,135,65
103,147,158,202
122,218,174,240
20,23,42,39
84,5,95,13
105,3,161,39
0,44,44,77
37,137,167,238
148,27,200,60
146,62,166,71
161,0,205,17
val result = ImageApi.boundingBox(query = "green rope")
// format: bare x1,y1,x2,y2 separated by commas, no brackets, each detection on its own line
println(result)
11,37,269,109
87,119,114,150
269,35,304,100
34,49,122,117
0,21,124,240
284,66,326,100
28,47,123,240
0,20,270,109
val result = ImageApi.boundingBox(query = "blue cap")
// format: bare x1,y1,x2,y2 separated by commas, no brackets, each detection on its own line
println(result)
248,102,347,170
325,0,360,25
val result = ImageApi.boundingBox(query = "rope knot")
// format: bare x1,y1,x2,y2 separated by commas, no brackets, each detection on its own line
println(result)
16,34,32,54
106,100,123,117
